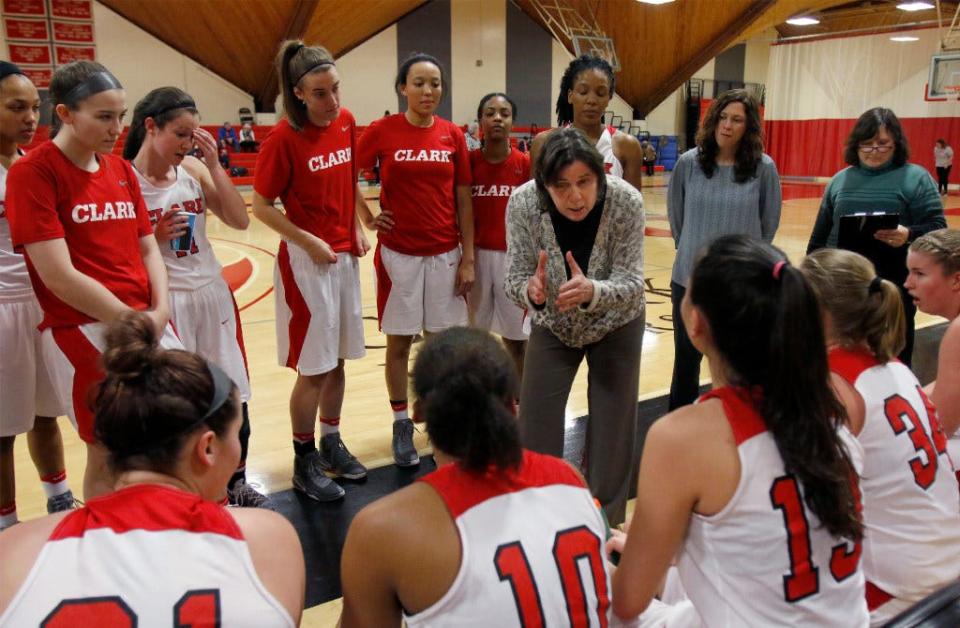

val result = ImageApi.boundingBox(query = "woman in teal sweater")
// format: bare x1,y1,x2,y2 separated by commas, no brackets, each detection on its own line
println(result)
807,107,946,366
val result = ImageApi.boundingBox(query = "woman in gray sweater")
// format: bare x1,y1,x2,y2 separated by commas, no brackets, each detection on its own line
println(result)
505,128,645,525
667,89,782,410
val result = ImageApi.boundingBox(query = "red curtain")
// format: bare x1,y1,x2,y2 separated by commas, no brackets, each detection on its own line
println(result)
764,117,960,178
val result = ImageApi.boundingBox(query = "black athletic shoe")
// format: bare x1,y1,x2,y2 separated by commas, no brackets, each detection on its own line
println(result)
228,480,272,508
46,490,80,514
318,433,368,480
292,450,345,501
392,418,420,467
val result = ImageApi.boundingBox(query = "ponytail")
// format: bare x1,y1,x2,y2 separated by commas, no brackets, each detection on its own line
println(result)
412,327,522,473
690,235,863,542
276,39,335,132
800,248,905,362
123,86,198,160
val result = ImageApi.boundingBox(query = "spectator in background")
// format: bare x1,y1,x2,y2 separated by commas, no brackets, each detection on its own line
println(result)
239,122,258,152
807,107,945,368
667,88,782,410
641,140,657,177
217,121,239,152
465,121,481,151
935,138,953,196
219,145,230,170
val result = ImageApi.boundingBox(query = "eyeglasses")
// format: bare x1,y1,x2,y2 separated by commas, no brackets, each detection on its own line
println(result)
858,144,893,153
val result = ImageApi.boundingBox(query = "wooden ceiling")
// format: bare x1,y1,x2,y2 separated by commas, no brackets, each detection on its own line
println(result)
774,0,956,40
97,0,956,115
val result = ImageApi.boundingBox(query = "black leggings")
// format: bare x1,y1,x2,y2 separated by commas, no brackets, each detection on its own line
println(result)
936,166,951,194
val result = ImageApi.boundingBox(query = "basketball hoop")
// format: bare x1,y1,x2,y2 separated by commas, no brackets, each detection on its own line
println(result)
945,85,960,101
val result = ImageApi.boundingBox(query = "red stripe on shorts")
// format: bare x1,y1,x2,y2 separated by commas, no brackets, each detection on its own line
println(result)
373,243,391,332
229,291,249,377
277,241,311,371
51,326,104,444
866,580,894,611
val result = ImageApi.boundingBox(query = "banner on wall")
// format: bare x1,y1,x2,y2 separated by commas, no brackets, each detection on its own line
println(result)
4,16,47,39
1,0,45,16
8,41,52,64
49,0,91,20
54,43,94,64
51,18,92,43
2,0,93,90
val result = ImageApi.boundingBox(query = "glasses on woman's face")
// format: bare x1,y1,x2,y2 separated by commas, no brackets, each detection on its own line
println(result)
858,143,893,153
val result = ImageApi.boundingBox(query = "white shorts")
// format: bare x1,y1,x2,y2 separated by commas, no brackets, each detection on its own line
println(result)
170,279,251,402
43,320,182,443
470,248,528,341
274,241,366,376
374,244,468,336
0,298,63,437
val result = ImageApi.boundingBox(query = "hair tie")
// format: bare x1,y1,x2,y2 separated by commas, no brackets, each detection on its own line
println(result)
772,260,786,280
868,276,883,294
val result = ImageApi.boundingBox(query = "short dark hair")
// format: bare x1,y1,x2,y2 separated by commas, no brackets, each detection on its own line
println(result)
412,327,521,473
535,127,607,204
695,89,764,183
476,92,518,123
94,312,238,474
844,107,909,168
555,54,615,126
276,39,336,132
395,52,447,103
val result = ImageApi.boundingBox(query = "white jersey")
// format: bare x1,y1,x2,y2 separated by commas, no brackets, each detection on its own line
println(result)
0,159,35,301
829,348,960,603
0,484,293,627
405,450,614,627
595,126,624,179
678,386,869,627
135,164,221,291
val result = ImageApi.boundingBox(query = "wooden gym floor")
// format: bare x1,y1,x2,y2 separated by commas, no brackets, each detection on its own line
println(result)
7,174,959,626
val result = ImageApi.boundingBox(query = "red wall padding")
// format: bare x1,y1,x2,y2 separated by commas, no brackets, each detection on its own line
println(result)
764,117,960,179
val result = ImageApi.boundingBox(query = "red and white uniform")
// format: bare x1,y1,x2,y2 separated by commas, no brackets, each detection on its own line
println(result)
0,484,294,627
0,158,62,435
6,142,180,442
136,165,251,401
405,450,613,627
357,114,470,333
469,148,530,340
677,386,869,627
595,126,623,178
254,113,365,375
829,348,960,624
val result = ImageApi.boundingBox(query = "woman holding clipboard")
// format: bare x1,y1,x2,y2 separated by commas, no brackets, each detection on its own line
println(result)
807,107,945,366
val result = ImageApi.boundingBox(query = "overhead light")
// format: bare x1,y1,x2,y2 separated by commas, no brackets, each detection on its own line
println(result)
786,16,820,26
896,2,935,11
890,35,920,41
636,0,674,4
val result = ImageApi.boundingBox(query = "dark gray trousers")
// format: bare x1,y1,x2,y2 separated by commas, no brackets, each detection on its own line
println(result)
519,313,645,526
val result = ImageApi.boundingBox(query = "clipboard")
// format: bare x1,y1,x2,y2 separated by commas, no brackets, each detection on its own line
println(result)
837,212,899,255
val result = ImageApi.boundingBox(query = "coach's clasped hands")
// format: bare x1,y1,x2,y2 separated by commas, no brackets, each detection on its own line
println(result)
527,250,594,312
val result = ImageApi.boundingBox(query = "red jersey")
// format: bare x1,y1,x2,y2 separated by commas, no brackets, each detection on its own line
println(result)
6,141,153,329
470,148,530,251
356,114,470,256
254,111,358,255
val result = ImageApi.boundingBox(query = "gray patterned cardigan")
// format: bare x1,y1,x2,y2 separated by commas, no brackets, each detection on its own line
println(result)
504,176,646,348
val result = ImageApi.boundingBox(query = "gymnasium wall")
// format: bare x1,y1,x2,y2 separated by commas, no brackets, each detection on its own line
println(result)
764,27,958,178
0,2,255,125
328,0,636,128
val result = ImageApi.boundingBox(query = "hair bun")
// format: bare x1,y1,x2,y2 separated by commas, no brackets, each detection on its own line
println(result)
100,311,160,381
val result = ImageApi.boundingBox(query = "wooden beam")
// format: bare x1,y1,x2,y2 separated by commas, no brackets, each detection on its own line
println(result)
638,0,775,117
255,0,319,113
